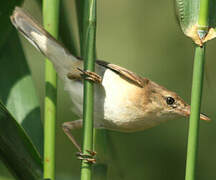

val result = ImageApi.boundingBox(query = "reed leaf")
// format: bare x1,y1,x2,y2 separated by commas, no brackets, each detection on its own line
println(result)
175,0,216,45
0,101,43,180
0,2,43,178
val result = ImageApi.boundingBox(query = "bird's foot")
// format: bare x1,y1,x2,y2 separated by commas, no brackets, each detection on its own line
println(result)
77,68,102,84
76,150,97,164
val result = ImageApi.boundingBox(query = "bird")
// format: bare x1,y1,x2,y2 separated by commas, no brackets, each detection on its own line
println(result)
11,7,210,162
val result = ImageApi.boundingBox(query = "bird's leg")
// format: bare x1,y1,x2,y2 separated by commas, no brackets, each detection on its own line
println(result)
62,120,82,152
62,119,96,163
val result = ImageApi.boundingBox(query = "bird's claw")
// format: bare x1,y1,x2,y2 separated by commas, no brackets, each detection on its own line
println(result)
86,149,97,156
77,68,102,84
76,150,97,164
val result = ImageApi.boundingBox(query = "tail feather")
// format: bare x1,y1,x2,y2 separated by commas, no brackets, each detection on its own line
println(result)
10,7,80,80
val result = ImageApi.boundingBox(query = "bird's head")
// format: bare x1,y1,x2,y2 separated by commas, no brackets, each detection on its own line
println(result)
146,81,210,121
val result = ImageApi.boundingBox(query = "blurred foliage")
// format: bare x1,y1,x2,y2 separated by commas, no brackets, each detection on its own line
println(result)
0,0,43,179
0,0,23,48
0,101,43,180
0,29,43,155
1,0,216,179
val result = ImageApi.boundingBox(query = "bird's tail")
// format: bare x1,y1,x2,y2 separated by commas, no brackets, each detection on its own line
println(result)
10,7,81,79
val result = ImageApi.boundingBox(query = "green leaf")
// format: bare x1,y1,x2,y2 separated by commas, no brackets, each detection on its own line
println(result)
0,4,43,178
0,0,23,48
0,29,43,155
0,100,43,180
175,0,216,45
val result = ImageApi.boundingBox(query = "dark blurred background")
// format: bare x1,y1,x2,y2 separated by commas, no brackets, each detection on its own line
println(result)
1,0,216,179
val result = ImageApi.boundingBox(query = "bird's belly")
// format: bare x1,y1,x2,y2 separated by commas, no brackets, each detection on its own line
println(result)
102,109,170,132
102,98,163,132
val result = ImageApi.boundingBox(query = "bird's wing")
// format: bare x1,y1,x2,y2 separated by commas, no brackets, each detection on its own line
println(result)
96,60,148,88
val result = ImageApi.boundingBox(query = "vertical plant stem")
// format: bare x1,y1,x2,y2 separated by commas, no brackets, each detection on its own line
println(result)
185,45,205,180
42,0,60,179
76,0,108,178
198,0,210,26
185,1,209,180
80,0,96,179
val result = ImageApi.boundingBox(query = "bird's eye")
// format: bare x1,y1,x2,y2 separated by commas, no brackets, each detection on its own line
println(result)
166,97,175,105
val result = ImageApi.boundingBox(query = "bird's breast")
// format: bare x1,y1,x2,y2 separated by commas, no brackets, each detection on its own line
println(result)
101,69,154,131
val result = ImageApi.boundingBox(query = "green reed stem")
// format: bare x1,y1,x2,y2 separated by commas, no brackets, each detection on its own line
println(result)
185,45,206,180
80,0,96,179
185,1,209,179
42,0,60,179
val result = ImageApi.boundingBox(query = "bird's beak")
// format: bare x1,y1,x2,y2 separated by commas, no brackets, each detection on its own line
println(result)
179,106,211,122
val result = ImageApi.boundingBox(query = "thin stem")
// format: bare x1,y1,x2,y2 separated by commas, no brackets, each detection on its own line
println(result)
80,0,96,179
185,1,209,179
42,0,60,179
185,45,206,180
198,0,210,27
76,0,108,178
